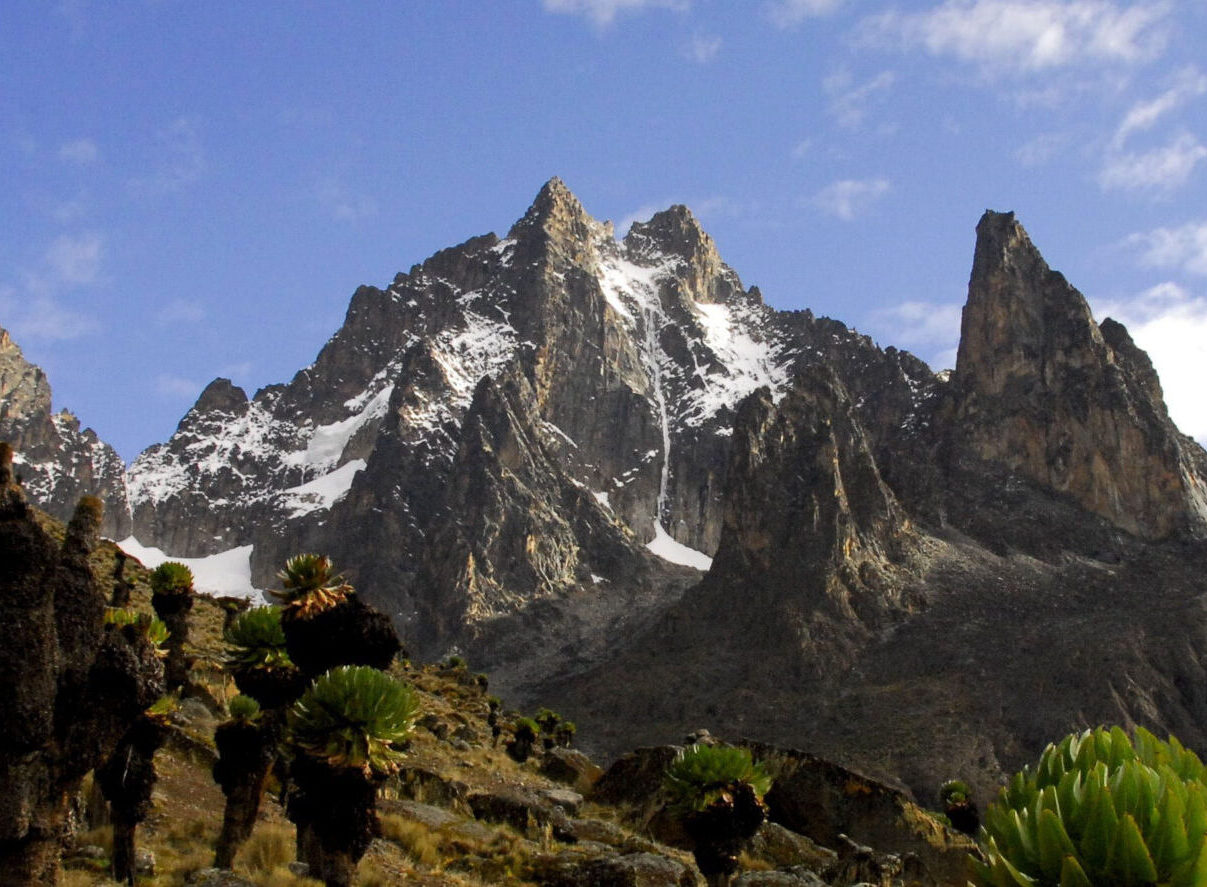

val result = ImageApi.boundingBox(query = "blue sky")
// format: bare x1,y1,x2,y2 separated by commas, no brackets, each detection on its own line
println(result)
3,0,1207,461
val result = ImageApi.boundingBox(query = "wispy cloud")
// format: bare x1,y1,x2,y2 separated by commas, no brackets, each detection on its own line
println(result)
867,300,963,368
1126,221,1207,276
790,138,814,160
1095,282,1207,441
860,1,1171,76
616,194,745,237
812,177,891,220
824,69,896,129
766,0,847,28
0,232,105,343
1014,132,1071,167
542,0,688,26
315,179,378,222
155,374,201,399
44,232,103,286
1098,134,1207,193
130,117,205,196
1112,65,1207,149
156,299,206,325
0,287,98,341
684,32,722,64
58,138,99,165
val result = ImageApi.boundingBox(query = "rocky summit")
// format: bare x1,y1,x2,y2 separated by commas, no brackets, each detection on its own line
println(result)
5,183,1207,808
0,327,130,539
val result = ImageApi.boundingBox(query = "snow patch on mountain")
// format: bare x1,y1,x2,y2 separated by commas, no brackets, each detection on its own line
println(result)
281,458,366,517
301,385,393,469
686,300,789,423
118,536,261,601
647,522,712,570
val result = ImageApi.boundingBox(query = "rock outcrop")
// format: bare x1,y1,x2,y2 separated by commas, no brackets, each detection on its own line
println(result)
0,444,163,883
0,328,131,539
949,210,1207,539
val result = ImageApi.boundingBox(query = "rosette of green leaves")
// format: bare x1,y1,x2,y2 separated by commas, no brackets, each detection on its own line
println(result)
104,607,170,649
287,665,418,777
149,561,193,595
942,779,972,806
972,726,1207,887
663,745,772,814
228,694,261,721
224,606,292,670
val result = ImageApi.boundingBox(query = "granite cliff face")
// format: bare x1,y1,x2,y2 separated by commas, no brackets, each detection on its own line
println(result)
949,211,1207,539
0,328,131,539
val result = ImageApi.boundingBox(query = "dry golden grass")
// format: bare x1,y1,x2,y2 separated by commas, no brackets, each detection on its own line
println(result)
379,814,442,867
236,822,296,875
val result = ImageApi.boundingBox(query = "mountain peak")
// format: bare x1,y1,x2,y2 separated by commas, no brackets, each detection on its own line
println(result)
953,209,1207,539
507,177,596,240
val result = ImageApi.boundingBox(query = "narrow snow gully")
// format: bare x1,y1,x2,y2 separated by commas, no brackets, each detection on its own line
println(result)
642,302,672,520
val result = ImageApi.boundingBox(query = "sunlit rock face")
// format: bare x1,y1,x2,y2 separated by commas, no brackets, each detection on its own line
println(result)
0,327,131,539
951,210,1207,540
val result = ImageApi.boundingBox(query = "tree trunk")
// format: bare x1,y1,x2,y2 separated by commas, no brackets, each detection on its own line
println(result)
0,793,70,887
315,847,358,887
110,814,136,885
212,718,276,869
213,766,270,868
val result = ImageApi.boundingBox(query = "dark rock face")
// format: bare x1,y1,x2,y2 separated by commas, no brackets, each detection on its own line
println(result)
0,445,164,883
0,328,132,539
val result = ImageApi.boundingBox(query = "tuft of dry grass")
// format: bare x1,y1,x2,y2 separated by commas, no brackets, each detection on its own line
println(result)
236,822,296,875
379,814,442,867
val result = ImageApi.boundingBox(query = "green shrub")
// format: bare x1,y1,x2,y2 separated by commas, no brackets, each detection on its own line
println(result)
228,694,261,721
941,779,971,806
287,665,419,776
104,607,169,648
224,606,292,669
514,717,539,743
972,726,1207,887
149,561,194,595
663,745,772,814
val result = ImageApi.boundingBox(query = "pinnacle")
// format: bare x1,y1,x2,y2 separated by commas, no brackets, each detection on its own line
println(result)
508,177,594,239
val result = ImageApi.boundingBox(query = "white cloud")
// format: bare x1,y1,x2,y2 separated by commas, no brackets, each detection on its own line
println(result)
155,374,200,399
58,138,99,165
156,299,206,325
684,32,722,63
860,0,1171,76
767,0,847,28
542,0,688,26
812,177,891,220
791,138,814,159
1095,282,1207,441
1098,134,1207,192
1014,132,1071,167
0,233,104,343
44,232,103,286
130,117,205,196
315,179,378,222
1126,221,1207,276
1112,65,1207,149
0,287,97,342
824,69,896,129
616,194,743,238
866,300,963,368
